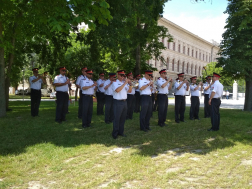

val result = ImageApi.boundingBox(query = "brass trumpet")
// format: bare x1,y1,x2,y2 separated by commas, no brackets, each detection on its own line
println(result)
131,80,139,88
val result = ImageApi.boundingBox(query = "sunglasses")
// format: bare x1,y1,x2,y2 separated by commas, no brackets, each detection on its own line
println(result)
61,70,66,72
148,74,153,77
119,74,125,77
87,73,93,75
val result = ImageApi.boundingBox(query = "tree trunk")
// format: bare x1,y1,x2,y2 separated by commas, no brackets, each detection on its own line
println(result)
135,45,141,75
244,80,252,111
0,21,6,117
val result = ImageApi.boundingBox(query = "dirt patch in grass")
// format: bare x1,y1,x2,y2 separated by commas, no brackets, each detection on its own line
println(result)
98,179,116,188
28,181,47,189
241,159,252,166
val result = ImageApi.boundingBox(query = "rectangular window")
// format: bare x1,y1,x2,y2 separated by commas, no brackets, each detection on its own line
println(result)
173,42,176,51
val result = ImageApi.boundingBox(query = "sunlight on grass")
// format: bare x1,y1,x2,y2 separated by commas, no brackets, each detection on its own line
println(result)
0,101,252,188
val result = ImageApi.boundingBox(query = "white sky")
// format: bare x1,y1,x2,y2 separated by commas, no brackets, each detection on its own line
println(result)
163,0,229,43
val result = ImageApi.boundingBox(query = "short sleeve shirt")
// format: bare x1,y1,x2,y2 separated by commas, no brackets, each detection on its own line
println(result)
80,78,95,95
76,75,86,86
174,81,187,96
190,84,201,97
203,82,211,95
211,80,223,98
29,76,43,90
54,74,68,92
97,79,105,93
112,79,128,100
104,79,113,96
139,77,151,95
157,78,170,94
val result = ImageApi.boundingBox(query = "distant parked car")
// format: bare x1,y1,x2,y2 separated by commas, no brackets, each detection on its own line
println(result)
50,92,56,99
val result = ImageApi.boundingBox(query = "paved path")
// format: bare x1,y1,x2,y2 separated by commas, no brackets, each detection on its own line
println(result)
169,97,245,110
10,97,245,110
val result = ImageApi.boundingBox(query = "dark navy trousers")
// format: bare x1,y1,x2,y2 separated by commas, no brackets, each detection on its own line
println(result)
175,95,186,122
157,94,168,125
134,91,141,112
55,91,68,122
78,89,83,119
96,91,105,115
82,94,93,127
140,95,152,130
127,94,135,119
31,89,41,116
211,98,221,131
112,99,127,138
105,95,114,123
204,94,211,118
190,96,200,119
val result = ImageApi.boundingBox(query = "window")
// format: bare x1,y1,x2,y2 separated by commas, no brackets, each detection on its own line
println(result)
177,61,180,72
188,48,190,56
172,59,175,71
206,55,208,62
195,65,197,75
167,58,169,70
199,52,201,60
167,42,170,49
196,51,198,58
186,63,189,74
191,64,193,74
178,44,181,53
192,50,194,57
199,66,201,76
183,46,185,54
203,54,205,61
173,42,176,51
182,61,185,72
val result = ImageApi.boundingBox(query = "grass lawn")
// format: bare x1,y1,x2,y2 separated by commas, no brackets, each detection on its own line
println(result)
9,95,76,99
0,101,252,188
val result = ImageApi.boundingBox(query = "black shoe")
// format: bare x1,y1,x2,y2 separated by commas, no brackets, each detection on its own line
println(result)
112,135,117,139
62,119,67,122
82,125,87,129
175,120,180,123
78,117,82,119
196,118,201,120
180,120,186,123
87,125,91,127
141,129,148,132
146,128,151,130
207,128,215,131
56,121,62,124
105,121,110,124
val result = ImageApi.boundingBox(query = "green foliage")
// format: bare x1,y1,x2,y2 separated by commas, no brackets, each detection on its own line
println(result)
218,0,252,81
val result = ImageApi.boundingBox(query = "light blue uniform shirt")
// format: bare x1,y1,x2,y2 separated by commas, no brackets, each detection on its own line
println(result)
104,79,113,96
174,81,187,96
80,78,95,95
139,77,151,95
54,74,68,92
190,84,201,97
29,76,43,90
157,78,170,94
211,80,223,98
112,79,128,100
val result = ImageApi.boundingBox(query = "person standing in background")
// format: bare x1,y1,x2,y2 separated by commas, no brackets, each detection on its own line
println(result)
96,73,106,115
29,68,45,117
203,76,212,118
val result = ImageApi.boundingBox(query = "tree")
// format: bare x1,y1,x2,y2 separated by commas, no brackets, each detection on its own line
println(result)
0,0,112,117
217,0,252,111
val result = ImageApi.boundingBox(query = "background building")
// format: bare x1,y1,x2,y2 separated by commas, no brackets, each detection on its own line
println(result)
149,17,220,80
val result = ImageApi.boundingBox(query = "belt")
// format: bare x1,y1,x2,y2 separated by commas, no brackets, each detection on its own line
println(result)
141,94,152,96
115,99,126,101
158,93,168,95
127,94,134,95
57,91,68,93
83,94,93,96
175,95,184,97
31,89,40,91
213,97,221,99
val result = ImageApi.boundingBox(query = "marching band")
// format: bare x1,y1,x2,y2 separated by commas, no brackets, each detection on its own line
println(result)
32,67,223,138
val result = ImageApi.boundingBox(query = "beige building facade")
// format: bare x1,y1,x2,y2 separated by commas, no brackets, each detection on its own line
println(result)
149,17,219,80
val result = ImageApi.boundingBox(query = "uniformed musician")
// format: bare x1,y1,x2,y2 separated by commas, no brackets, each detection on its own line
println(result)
54,67,70,123
174,72,189,123
104,73,116,124
75,66,87,119
156,69,172,127
189,76,202,120
29,68,46,117
126,72,135,120
139,70,153,132
134,74,141,113
203,76,212,118
112,70,132,139
80,70,97,128
96,73,106,115
208,72,223,131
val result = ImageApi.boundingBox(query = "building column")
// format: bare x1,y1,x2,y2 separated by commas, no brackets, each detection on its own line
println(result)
233,80,238,100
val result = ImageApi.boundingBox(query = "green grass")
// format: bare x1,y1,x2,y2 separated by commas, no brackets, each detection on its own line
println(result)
0,101,252,188
9,94,76,99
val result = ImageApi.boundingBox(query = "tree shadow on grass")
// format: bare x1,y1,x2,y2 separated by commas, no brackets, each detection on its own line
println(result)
0,101,252,157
